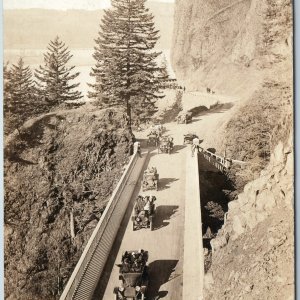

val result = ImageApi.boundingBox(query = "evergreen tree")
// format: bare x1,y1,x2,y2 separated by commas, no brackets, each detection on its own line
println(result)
4,59,36,133
35,37,82,107
3,62,12,112
89,0,164,123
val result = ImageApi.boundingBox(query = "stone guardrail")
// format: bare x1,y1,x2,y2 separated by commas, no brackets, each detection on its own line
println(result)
183,151,204,300
60,150,141,300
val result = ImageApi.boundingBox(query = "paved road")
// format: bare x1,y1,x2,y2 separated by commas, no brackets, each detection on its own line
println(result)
93,139,186,300
92,91,236,300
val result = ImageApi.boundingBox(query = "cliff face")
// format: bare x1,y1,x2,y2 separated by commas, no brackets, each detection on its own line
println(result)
171,0,292,95
171,0,293,298
205,135,293,300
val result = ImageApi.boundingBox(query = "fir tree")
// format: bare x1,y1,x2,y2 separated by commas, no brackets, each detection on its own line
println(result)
89,0,164,123
4,59,36,133
35,36,82,107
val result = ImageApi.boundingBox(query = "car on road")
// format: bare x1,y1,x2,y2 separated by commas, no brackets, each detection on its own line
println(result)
158,136,174,154
132,196,156,231
142,168,159,191
176,111,192,124
147,132,159,146
183,133,199,145
114,250,149,300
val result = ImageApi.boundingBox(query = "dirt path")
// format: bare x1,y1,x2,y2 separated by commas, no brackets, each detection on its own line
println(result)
93,91,236,299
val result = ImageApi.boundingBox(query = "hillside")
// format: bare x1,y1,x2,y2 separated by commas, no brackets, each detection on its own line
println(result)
4,106,134,299
171,0,293,299
4,3,174,50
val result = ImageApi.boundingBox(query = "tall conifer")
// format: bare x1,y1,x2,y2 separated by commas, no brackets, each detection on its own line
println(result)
89,0,164,122
35,37,82,107
4,59,37,133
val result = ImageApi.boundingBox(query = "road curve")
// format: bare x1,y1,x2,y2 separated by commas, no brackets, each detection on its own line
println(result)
92,91,236,299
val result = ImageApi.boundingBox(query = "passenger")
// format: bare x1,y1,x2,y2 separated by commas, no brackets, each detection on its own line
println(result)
122,251,129,262
132,260,141,272
137,249,145,264
151,195,157,202
116,287,125,298
138,210,146,222
122,258,130,273
131,252,137,262
144,197,151,215
150,167,157,174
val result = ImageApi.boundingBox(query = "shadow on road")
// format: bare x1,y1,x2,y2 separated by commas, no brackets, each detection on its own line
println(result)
158,178,179,191
189,102,234,118
172,145,185,153
153,205,179,230
147,259,179,299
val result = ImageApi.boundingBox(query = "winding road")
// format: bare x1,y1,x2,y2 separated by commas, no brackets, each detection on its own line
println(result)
91,91,236,299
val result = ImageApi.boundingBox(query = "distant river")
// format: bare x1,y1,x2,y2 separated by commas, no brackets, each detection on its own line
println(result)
4,48,174,98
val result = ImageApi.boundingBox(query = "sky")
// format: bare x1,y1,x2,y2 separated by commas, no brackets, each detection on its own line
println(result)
4,0,175,10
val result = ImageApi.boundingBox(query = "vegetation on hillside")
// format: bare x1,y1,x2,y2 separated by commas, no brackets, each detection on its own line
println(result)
3,59,44,135
4,108,134,299
223,80,292,193
4,37,83,135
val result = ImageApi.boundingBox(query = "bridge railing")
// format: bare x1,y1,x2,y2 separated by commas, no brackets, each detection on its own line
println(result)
198,147,246,171
60,150,140,300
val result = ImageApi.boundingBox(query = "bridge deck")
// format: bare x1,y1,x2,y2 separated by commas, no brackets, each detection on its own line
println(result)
92,146,186,300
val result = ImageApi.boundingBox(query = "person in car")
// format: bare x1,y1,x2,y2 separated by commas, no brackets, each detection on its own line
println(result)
143,196,151,215
122,258,131,273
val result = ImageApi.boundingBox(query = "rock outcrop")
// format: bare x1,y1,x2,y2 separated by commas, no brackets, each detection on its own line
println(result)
171,0,292,95
204,134,293,299
171,0,293,298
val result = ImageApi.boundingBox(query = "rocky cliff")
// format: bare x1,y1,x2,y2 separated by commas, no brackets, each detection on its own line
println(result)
171,0,293,298
171,0,292,95
205,134,293,299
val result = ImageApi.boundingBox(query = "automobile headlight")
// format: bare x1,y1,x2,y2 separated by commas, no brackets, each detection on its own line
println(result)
135,286,141,292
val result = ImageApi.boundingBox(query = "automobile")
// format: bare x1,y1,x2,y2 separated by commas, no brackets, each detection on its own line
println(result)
158,136,174,154
183,133,199,144
176,111,192,124
142,168,159,191
114,250,149,300
132,196,156,231
147,131,159,146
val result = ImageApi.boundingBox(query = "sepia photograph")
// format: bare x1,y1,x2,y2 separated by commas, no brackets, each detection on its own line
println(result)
3,0,294,299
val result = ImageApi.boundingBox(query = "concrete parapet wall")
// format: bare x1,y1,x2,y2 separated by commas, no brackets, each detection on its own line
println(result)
60,151,148,300
183,151,204,300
